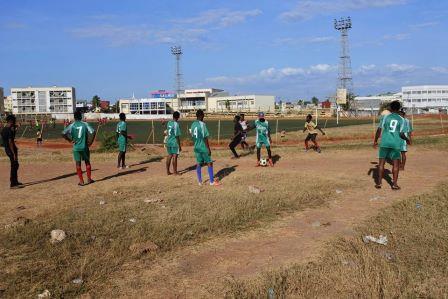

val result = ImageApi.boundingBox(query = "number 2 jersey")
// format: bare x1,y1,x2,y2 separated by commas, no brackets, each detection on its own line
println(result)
190,120,209,153
63,120,95,151
378,113,405,150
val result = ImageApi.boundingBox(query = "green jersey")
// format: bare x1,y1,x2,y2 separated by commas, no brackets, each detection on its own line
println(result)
166,120,181,147
190,120,209,153
63,121,95,151
403,118,413,134
379,113,405,149
254,119,270,143
116,121,127,143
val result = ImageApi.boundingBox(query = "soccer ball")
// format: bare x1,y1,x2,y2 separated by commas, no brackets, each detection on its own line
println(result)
259,158,268,167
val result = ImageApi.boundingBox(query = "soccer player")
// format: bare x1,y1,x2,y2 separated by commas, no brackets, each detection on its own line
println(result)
303,114,325,153
36,129,43,147
373,100,409,190
190,109,220,186
166,111,182,175
229,115,243,159
62,111,97,186
1,114,22,189
399,110,413,170
253,112,273,167
116,113,132,169
239,114,249,150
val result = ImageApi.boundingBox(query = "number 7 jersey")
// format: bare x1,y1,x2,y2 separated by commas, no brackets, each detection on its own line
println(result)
379,113,405,150
63,120,95,151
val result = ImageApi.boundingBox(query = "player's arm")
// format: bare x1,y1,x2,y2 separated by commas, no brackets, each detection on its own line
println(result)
267,126,272,143
400,132,409,143
316,125,326,135
87,125,97,147
8,138,17,161
373,127,381,148
205,137,211,156
61,124,72,143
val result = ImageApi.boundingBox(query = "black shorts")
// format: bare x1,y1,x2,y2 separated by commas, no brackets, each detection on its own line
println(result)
229,137,242,148
37,138,43,142
305,133,317,142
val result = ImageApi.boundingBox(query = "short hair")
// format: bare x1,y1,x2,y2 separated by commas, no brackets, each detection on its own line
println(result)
306,114,312,119
240,113,245,117
196,109,204,118
390,100,401,112
74,111,82,120
6,114,16,123
400,109,406,116
173,111,180,119
119,113,126,120
235,115,241,121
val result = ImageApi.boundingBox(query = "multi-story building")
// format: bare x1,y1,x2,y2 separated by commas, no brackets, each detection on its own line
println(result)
402,85,448,113
354,93,402,113
4,95,13,113
11,86,76,117
0,87,4,114
177,88,228,112
207,94,276,113
118,97,173,116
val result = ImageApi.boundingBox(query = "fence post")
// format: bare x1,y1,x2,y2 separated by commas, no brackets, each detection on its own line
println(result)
275,118,279,145
152,120,155,144
315,108,318,125
440,113,445,134
217,119,221,145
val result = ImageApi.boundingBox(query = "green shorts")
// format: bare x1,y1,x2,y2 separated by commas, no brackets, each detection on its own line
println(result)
73,149,90,162
256,139,271,149
379,147,401,160
194,151,212,164
118,140,127,152
167,146,179,155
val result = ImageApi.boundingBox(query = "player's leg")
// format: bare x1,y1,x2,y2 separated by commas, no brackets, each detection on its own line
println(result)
173,154,179,175
121,152,127,168
256,145,261,166
229,138,240,158
166,154,173,175
304,134,311,151
391,149,401,190
194,152,204,185
117,152,122,169
376,158,386,188
267,146,274,167
312,134,321,153
84,150,94,184
400,152,406,171
73,151,85,185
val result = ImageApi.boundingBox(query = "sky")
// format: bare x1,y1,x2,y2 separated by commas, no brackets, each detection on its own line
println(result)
1,0,448,102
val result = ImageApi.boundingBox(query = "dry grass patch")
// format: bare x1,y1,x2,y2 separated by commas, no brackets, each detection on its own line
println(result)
225,182,448,298
0,171,339,298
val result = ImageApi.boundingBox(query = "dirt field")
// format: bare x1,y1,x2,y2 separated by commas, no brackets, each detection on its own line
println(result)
0,128,447,298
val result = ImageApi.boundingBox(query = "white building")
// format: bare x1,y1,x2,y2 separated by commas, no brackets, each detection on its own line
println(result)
402,85,448,113
354,93,402,113
118,97,173,117
4,95,13,113
208,94,275,113
177,88,228,112
11,86,76,117
0,87,4,114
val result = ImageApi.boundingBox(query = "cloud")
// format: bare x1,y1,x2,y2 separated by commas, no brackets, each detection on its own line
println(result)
280,0,407,21
431,66,448,74
70,24,207,46
274,36,335,46
383,33,410,41
3,21,27,29
207,64,336,85
385,64,417,72
410,21,439,29
173,9,262,28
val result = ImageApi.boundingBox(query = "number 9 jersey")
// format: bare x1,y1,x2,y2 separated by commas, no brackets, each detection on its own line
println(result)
378,113,405,150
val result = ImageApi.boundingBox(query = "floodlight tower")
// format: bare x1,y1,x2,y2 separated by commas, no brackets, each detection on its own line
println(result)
334,17,353,94
171,46,184,97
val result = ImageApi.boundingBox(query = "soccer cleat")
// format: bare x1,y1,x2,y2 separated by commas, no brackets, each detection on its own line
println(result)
316,148,322,153
78,182,85,187
198,182,203,186
268,159,274,167
210,181,222,186
255,161,261,167
87,179,95,185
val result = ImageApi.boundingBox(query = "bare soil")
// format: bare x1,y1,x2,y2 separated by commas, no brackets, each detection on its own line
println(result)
2,144,445,297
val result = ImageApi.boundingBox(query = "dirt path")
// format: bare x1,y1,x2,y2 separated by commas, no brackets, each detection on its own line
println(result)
1,147,447,298
105,148,448,298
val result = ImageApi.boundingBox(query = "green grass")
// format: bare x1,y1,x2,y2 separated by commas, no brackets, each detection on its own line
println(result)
12,118,372,144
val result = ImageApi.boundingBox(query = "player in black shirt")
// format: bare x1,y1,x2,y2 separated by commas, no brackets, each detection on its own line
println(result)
1,115,22,189
229,115,243,159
